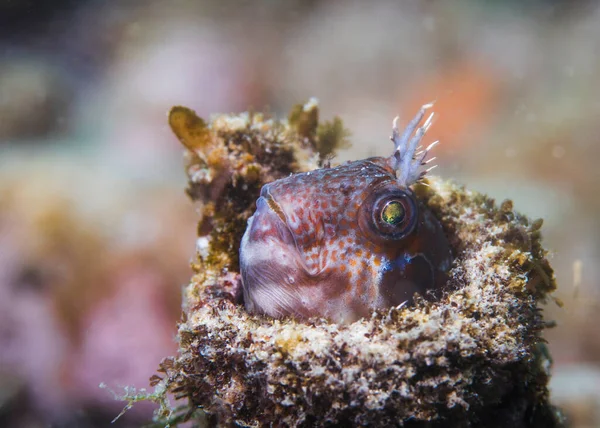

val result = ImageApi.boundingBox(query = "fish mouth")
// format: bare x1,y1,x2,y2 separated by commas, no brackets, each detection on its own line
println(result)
240,192,314,319
257,189,307,260
247,193,298,250
261,189,288,226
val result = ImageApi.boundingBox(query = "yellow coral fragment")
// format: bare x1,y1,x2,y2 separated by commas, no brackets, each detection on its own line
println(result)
168,106,211,151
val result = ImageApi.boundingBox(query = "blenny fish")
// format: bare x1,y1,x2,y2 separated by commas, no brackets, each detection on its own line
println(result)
240,104,452,324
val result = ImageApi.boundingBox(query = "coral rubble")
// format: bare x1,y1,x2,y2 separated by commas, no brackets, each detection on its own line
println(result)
148,101,563,427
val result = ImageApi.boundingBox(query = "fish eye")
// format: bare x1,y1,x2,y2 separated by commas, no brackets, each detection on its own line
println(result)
357,184,419,242
371,191,417,239
381,200,405,226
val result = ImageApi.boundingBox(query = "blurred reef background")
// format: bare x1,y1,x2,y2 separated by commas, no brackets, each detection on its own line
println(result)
1,0,600,426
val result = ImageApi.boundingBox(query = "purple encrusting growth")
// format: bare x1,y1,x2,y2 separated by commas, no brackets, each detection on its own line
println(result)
240,104,452,324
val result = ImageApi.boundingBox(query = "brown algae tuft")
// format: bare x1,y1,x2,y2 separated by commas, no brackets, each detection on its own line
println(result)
140,101,563,427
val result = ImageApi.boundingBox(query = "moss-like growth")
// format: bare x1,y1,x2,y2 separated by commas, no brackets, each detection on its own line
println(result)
142,102,564,427
288,98,350,166
316,116,351,164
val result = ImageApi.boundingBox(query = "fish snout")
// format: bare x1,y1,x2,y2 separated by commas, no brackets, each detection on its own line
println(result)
240,196,310,318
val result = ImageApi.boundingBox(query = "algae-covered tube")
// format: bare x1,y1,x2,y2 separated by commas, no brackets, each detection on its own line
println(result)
140,100,564,427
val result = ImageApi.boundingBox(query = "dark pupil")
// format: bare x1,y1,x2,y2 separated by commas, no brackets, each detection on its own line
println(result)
381,201,405,226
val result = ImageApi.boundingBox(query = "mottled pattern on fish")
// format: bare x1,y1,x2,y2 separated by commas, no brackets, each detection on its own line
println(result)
240,104,453,324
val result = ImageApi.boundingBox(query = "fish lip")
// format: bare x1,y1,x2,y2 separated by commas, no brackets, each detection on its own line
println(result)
258,187,302,246
254,193,298,248
256,191,319,275
260,189,289,226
